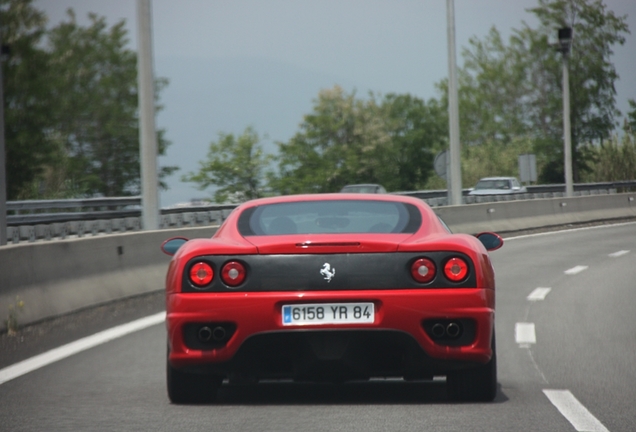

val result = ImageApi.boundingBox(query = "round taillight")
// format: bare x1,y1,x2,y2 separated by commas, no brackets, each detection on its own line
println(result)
189,262,213,286
221,261,246,287
444,257,469,282
411,258,436,284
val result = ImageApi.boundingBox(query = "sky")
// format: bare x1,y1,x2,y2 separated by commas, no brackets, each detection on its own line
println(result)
37,0,636,206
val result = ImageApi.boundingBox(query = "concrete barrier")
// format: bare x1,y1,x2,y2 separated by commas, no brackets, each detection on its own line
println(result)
0,226,218,330
1,193,635,330
435,194,636,234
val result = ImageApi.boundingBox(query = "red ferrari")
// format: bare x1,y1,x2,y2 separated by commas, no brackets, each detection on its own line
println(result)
161,193,503,403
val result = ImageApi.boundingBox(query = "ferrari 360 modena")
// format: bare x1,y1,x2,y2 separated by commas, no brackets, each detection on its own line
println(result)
161,193,503,403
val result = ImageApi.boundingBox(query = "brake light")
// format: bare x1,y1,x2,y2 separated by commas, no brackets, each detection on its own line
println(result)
444,257,468,282
189,262,213,286
221,261,246,287
411,258,436,283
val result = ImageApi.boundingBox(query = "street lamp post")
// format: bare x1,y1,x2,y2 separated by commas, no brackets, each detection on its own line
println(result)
557,27,574,198
137,0,160,230
0,39,8,246
446,0,462,206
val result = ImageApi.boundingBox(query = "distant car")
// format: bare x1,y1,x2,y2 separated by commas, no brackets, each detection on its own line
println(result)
340,184,387,194
468,177,527,196
161,193,503,403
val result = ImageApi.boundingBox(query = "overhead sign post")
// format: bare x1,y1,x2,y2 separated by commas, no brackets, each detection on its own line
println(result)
518,154,537,184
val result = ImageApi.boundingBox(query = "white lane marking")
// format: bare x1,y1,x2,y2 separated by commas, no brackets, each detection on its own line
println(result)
564,265,588,275
609,250,630,258
515,322,536,347
543,390,609,432
0,312,165,385
527,287,552,301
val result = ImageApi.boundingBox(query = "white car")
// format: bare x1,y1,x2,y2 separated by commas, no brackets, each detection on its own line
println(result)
340,184,387,194
468,177,527,196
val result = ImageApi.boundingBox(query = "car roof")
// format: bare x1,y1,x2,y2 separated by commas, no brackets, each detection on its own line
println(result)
240,193,423,207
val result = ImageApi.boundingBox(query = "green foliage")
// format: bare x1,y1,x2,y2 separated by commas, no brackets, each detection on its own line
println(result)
4,296,25,336
46,10,176,197
439,0,629,185
461,137,539,187
1,0,177,199
270,86,445,194
380,94,447,191
530,0,628,182
183,127,273,203
1,0,56,199
580,134,636,182
625,99,636,134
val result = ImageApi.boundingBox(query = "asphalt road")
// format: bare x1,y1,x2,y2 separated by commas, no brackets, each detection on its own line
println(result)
0,222,635,431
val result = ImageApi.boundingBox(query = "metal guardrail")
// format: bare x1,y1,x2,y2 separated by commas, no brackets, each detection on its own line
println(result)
3,181,636,244
397,180,636,200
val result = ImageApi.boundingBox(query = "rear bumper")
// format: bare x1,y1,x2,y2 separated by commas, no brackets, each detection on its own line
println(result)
167,288,494,376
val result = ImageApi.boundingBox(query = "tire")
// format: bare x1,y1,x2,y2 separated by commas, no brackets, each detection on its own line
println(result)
447,334,497,402
167,356,222,404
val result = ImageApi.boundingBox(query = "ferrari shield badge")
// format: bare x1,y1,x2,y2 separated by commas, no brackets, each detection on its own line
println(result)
320,263,336,282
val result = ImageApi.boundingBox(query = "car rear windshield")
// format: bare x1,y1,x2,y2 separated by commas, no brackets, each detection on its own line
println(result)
238,200,422,235
475,179,511,190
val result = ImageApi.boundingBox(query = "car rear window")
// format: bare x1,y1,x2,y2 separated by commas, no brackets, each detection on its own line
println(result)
475,179,510,190
238,200,422,236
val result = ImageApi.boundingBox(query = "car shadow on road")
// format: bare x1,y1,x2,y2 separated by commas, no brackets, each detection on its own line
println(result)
211,380,508,405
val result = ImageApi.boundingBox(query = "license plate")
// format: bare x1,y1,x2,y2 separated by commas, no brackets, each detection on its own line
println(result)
281,302,374,326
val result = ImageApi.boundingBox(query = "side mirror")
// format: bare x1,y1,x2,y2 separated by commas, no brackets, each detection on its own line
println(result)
161,237,188,256
475,232,503,251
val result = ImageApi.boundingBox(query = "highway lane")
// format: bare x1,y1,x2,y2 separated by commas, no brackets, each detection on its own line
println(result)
494,222,636,432
0,222,634,431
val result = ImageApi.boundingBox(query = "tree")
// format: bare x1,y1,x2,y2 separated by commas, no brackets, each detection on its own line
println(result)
271,86,384,194
2,1,177,199
270,86,445,194
378,94,447,191
581,134,636,182
46,10,176,197
441,0,629,184
183,127,273,203
625,99,636,134
1,0,58,199
530,0,629,182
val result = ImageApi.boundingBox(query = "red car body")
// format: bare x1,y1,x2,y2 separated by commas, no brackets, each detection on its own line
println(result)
163,193,502,403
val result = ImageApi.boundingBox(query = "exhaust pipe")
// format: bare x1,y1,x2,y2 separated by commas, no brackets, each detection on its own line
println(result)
431,323,446,338
212,326,227,341
446,322,461,338
198,326,213,342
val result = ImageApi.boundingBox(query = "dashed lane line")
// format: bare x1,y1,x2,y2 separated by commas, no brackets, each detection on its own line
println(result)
527,287,552,301
515,322,536,347
0,312,165,385
608,250,630,258
543,390,610,432
564,265,588,275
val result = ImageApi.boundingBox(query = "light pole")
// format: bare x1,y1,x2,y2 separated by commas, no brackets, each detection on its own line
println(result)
137,0,160,230
446,0,462,206
557,27,574,198
0,40,8,246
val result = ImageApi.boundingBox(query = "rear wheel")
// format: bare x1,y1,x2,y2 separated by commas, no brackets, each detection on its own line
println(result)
167,355,222,404
447,335,497,402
